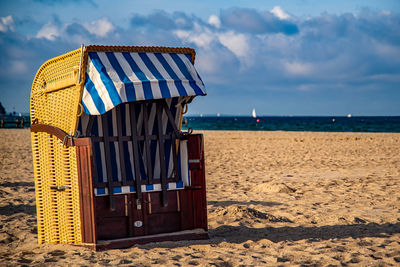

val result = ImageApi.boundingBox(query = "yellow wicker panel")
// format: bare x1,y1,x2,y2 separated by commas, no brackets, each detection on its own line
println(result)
30,48,84,245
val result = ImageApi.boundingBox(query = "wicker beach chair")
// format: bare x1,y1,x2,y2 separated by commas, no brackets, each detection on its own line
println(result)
30,45,208,250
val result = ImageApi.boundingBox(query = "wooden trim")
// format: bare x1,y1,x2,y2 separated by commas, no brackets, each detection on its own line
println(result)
156,102,168,207
129,103,142,199
161,100,181,137
101,114,115,210
85,116,95,137
141,103,153,184
30,123,74,147
116,105,127,185
76,138,97,244
91,229,208,251
85,45,196,64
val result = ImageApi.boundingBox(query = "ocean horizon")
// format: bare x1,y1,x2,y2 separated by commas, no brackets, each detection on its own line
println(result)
1,114,400,133
182,116,400,133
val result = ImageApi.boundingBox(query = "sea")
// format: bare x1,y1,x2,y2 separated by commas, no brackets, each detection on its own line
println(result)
181,116,400,133
1,115,400,133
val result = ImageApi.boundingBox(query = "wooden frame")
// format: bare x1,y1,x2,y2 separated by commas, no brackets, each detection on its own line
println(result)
75,133,208,250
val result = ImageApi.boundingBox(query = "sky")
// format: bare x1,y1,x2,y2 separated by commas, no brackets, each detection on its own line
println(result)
0,0,399,116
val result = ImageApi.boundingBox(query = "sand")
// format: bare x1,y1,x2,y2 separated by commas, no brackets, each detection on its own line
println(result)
0,128,399,266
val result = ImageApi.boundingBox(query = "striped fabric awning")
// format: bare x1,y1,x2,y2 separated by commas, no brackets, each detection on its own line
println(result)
81,51,206,115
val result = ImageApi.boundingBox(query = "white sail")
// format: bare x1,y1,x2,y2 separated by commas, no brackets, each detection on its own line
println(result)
252,108,256,118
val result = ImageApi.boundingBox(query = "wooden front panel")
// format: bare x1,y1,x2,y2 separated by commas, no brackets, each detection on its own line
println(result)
185,134,208,231
76,134,208,244
76,138,97,244
95,195,129,240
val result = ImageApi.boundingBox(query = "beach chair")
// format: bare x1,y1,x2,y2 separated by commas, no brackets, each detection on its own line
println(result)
30,45,208,250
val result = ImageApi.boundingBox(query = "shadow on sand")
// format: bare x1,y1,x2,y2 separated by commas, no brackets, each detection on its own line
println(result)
139,222,400,249
207,200,282,207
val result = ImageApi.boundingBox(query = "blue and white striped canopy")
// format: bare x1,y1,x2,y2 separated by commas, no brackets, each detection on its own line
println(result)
81,51,206,115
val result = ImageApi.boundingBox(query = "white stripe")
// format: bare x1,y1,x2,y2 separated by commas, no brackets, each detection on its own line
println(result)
87,57,115,112
169,183,176,190
177,53,205,88
97,53,127,103
94,182,186,196
121,186,130,194
163,54,196,96
82,87,100,115
112,109,122,181
180,140,189,187
97,116,107,183
114,52,146,101
129,53,163,99
147,53,180,97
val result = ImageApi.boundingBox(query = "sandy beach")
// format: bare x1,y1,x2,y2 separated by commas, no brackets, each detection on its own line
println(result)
0,128,399,266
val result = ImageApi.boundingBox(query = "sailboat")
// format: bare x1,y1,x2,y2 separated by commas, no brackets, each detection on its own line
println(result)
252,108,257,118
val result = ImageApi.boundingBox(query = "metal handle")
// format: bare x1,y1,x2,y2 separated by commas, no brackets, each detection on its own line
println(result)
50,186,70,191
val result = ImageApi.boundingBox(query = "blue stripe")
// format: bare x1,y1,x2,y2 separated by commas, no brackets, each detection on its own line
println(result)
176,180,183,188
105,52,137,102
138,53,171,99
81,101,90,115
84,75,106,114
130,185,136,192
94,143,104,184
154,53,188,97
183,53,205,84
97,188,106,195
170,54,204,95
89,52,122,106
146,184,154,191
122,52,154,100
113,186,122,194
189,81,204,95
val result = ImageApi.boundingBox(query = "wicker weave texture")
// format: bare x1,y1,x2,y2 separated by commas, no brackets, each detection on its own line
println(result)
30,48,83,244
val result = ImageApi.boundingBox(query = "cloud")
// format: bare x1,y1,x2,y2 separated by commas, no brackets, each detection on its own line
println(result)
208,15,221,28
82,18,114,37
131,10,195,30
1,8,400,114
0,16,15,32
220,7,299,35
217,31,249,58
271,6,291,20
36,22,60,40
284,61,313,76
